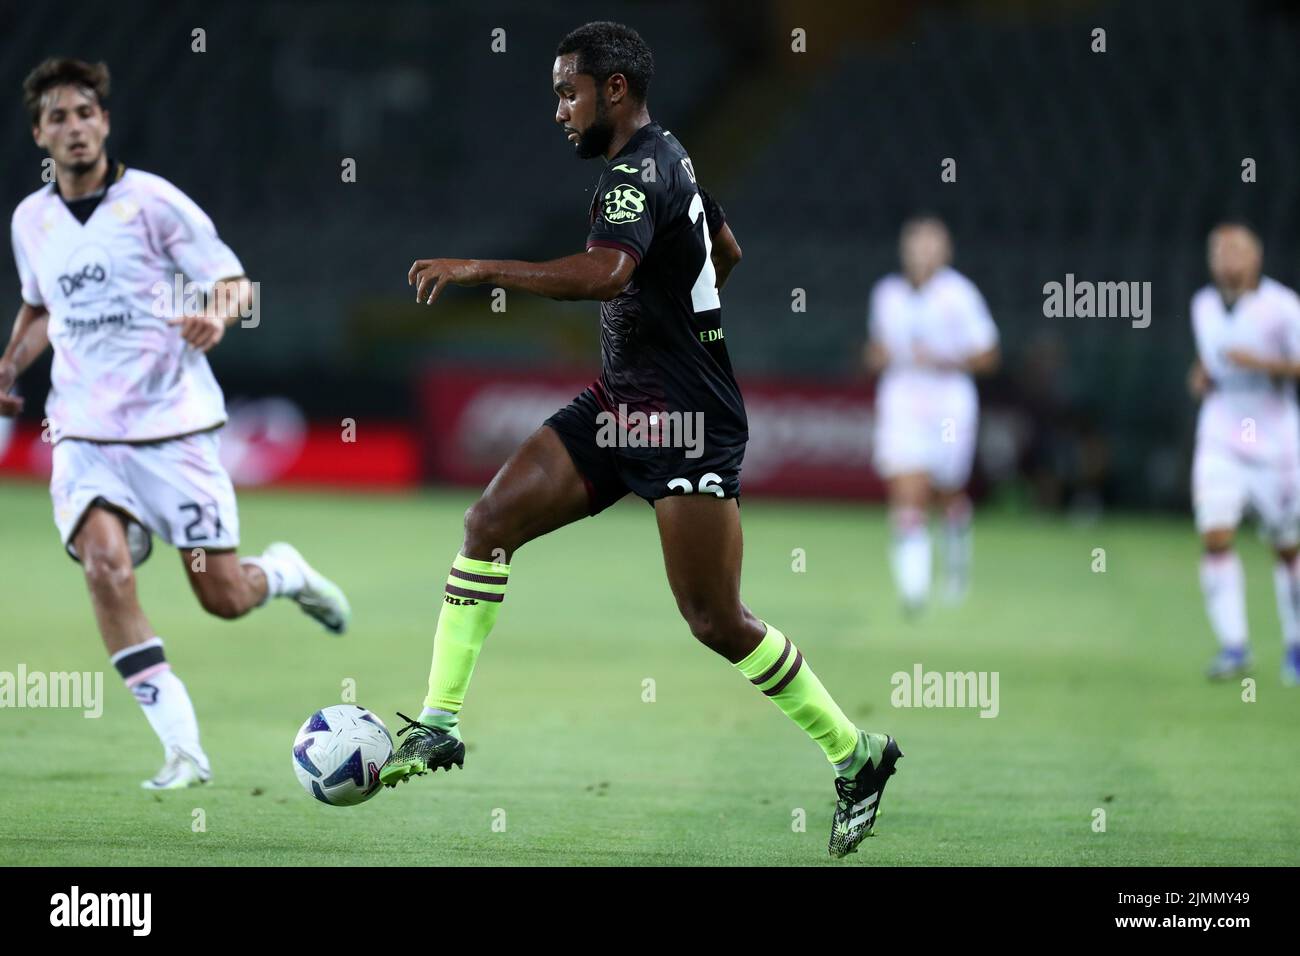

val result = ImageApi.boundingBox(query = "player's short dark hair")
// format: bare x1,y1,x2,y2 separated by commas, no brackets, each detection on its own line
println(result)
1210,219,1258,236
23,57,110,125
556,21,654,103
1208,220,1262,251
901,214,949,237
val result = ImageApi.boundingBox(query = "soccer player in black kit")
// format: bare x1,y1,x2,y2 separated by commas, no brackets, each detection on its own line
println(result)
381,21,902,857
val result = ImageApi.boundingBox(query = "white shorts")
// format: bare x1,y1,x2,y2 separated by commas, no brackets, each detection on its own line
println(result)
50,430,241,567
873,407,978,491
1192,444,1300,545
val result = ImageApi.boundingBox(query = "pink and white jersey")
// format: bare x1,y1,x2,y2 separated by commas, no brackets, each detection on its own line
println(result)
10,165,243,443
1192,277,1300,463
869,266,998,418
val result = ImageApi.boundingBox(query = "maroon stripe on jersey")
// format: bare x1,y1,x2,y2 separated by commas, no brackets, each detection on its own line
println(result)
764,651,803,697
449,566,508,586
586,239,641,266
445,584,504,603
753,636,792,686
590,380,615,414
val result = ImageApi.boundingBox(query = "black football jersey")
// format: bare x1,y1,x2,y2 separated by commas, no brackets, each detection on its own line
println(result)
584,122,748,449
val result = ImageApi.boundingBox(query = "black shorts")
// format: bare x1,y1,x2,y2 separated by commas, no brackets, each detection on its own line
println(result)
544,388,745,515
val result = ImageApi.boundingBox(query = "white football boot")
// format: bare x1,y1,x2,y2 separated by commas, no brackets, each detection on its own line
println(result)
141,747,212,790
264,542,352,635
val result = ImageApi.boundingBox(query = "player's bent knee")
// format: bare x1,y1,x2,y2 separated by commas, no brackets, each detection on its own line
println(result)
81,548,136,599
1202,529,1235,553
193,582,250,621
679,603,749,655
684,612,717,646
463,497,518,558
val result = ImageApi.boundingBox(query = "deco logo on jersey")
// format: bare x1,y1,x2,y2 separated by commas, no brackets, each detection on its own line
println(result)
603,183,646,224
58,243,113,302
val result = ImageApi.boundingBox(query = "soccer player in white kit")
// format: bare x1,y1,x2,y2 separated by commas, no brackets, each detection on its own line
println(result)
865,217,999,612
0,58,352,788
1189,223,1300,685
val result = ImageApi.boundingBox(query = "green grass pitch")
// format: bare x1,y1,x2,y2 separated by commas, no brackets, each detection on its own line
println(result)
1,478,1297,866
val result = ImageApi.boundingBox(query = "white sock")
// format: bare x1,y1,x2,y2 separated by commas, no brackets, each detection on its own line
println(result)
1200,552,1248,650
110,637,207,766
890,506,931,606
242,552,305,603
942,499,973,591
1273,556,1300,649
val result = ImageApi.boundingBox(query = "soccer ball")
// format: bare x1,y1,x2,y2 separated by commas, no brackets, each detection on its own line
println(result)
292,705,393,806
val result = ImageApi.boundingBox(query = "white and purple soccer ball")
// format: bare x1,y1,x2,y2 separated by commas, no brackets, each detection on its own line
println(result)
292,705,393,806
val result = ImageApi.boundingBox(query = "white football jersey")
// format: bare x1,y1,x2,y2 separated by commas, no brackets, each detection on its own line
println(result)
10,164,243,443
869,266,998,415
1192,276,1300,462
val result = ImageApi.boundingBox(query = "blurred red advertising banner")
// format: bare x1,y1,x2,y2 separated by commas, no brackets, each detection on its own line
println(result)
419,366,884,499
0,400,420,490
0,418,52,478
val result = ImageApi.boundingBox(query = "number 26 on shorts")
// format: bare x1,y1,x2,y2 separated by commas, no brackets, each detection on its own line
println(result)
666,473,724,497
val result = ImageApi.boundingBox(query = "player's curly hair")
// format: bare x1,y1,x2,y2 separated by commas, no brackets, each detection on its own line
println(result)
556,21,654,103
23,57,110,125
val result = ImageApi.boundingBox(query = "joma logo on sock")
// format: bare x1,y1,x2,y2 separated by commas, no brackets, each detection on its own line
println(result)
444,596,478,606
50,886,151,936
890,664,999,718
0,666,103,718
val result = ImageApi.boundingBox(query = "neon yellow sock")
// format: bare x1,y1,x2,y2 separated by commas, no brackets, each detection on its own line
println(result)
422,554,509,717
735,622,860,769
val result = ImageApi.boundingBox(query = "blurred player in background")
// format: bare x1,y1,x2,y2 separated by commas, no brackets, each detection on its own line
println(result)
865,217,999,613
1189,222,1300,684
1,58,351,788
383,21,903,857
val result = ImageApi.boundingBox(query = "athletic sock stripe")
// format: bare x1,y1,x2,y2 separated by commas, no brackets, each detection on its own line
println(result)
448,567,508,586
752,636,792,686
113,642,167,680
125,662,171,687
445,584,505,603
108,635,162,666
764,650,803,696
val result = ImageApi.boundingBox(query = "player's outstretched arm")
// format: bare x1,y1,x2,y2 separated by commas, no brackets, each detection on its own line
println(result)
863,340,890,376
1223,294,1300,378
166,275,254,353
408,247,634,306
711,222,742,290
696,187,739,290
913,344,1000,375
1223,348,1300,378
0,301,50,415
965,345,1000,376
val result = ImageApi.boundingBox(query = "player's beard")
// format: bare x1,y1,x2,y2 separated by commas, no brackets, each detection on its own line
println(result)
64,144,102,176
574,92,614,159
